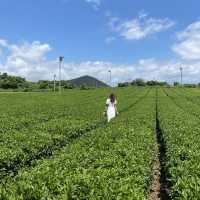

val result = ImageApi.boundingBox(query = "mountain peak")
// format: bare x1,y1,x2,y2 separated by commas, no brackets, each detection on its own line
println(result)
68,75,108,88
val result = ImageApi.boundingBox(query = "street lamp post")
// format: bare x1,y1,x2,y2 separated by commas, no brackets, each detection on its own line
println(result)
180,67,183,86
96,80,98,88
59,56,64,93
53,74,56,92
108,70,112,87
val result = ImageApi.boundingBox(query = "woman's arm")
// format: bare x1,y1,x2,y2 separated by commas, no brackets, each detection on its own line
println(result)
114,104,119,115
105,105,108,112
104,104,108,116
104,99,109,114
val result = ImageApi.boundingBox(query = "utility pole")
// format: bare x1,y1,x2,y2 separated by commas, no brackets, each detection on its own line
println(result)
53,74,56,92
59,56,64,93
180,67,183,86
96,80,98,88
108,70,112,87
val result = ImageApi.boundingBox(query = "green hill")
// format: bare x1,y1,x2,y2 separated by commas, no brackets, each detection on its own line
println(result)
68,75,109,88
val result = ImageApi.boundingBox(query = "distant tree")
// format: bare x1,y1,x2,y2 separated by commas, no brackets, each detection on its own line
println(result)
131,80,136,86
1,81,11,89
1,73,8,79
184,84,196,88
0,73,26,89
159,81,169,86
63,82,75,89
80,84,89,90
174,82,180,87
146,80,168,86
118,82,129,87
135,78,146,86
146,80,157,86
38,80,49,89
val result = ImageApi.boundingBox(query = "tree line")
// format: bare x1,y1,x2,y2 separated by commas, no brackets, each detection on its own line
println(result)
118,78,198,88
0,73,91,91
0,72,199,91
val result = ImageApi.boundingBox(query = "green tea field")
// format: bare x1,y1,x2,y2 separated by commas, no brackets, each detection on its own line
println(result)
0,87,200,200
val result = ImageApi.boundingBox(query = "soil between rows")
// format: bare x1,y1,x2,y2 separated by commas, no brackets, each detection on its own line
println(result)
149,90,171,200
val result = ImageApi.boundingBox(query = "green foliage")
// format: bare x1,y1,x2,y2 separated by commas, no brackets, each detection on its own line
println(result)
63,82,75,89
146,80,168,86
80,84,90,90
1,87,200,199
38,80,50,89
0,88,156,199
183,84,196,88
158,88,200,199
0,72,26,89
118,82,129,87
118,79,168,87
131,78,146,86
173,82,180,87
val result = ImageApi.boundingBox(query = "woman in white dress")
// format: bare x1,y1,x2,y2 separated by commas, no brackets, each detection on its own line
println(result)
105,93,118,122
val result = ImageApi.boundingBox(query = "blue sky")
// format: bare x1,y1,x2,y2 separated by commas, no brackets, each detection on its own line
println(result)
1,0,200,84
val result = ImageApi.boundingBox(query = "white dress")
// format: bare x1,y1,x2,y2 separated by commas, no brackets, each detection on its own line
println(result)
106,99,117,122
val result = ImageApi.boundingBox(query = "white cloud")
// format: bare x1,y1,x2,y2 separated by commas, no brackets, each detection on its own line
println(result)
0,39,8,59
0,39,52,81
172,20,200,60
108,12,175,40
138,10,148,20
105,36,116,44
85,0,101,6
1,38,200,84
84,0,101,10
0,39,8,47
61,0,101,10
9,41,51,63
